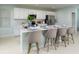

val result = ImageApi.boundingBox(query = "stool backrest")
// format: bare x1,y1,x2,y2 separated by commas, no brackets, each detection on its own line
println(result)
67,27,74,34
45,28,57,39
28,31,41,43
58,28,67,36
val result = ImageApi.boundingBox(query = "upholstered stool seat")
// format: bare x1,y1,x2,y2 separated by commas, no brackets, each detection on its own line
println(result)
27,31,41,54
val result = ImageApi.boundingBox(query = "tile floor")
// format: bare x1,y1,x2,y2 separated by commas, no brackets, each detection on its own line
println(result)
0,32,79,54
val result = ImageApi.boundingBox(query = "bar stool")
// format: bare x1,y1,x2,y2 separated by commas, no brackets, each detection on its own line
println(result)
67,27,74,44
44,28,57,51
57,27,67,47
27,31,41,54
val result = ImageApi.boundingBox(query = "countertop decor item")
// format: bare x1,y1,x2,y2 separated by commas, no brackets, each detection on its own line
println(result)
27,15,36,26
27,15,36,22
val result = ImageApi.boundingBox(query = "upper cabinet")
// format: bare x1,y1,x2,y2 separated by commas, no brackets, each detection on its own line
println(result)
46,11,56,15
14,8,55,19
36,10,46,19
28,9,37,14
14,8,29,19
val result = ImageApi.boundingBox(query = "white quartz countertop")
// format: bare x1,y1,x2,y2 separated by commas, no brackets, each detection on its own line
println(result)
20,25,72,33
20,26,48,33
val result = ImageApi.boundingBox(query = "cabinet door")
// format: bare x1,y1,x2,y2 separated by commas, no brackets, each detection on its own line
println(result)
41,11,46,19
18,8,23,19
22,9,28,19
28,9,33,14
37,10,46,19
14,8,28,19
46,11,56,15
14,8,19,19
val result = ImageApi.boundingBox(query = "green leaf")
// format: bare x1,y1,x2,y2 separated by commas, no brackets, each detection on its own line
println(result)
27,15,36,21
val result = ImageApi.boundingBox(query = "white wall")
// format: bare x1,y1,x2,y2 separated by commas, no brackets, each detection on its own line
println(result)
56,7,75,26
0,6,14,37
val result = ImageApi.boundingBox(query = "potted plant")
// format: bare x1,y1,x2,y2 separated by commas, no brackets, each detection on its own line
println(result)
27,15,36,26
27,15,36,21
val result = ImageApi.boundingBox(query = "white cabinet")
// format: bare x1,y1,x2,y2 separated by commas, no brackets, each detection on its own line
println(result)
36,11,56,19
37,10,46,19
46,11,56,15
28,9,37,14
28,9,46,19
14,8,28,19
14,8,56,20
14,8,20,19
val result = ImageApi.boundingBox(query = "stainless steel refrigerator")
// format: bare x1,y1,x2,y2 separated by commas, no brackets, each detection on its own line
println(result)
45,15,56,25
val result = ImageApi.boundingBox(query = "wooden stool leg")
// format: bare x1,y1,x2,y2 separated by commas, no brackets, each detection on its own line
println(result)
51,38,53,46
44,38,47,47
36,42,39,54
47,38,49,52
53,38,57,50
55,35,60,48
27,43,32,54
63,36,67,47
67,34,70,45
71,34,74,44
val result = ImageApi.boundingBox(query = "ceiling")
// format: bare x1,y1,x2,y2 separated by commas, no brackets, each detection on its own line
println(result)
14,4,77,11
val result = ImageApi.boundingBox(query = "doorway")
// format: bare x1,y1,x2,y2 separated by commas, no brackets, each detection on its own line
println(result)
72,12,76,31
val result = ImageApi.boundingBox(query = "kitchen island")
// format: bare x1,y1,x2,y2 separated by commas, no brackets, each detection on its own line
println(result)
20,25,71,53
20,26,48,53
